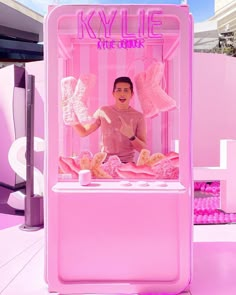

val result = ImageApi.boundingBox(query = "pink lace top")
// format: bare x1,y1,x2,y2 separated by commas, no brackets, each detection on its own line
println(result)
94,105,146,162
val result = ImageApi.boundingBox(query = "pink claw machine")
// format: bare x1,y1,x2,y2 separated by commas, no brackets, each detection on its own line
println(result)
44,3,193,294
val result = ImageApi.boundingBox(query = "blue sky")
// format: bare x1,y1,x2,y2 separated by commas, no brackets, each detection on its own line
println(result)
16,0,215,23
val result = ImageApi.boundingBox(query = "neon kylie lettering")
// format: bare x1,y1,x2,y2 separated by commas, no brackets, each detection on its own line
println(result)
77,10,96,39
121,10,136,38
77,9,163,40
148,11,163,38
98,10,117,38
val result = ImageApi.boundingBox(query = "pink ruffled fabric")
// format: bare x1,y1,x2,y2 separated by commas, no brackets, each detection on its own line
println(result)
59,156,78,179
134,62,176,118
116,163,157,179
165,151,179,167
60,156,80,173
59,150,179,180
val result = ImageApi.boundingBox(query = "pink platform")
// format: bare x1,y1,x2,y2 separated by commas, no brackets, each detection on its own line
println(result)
45,4,193,294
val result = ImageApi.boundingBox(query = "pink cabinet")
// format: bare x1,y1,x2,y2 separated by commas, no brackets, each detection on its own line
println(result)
45,4,193,294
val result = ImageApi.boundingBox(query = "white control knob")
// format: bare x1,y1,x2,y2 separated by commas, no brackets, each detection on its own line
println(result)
120,180,132,186
156,182,168,187
137,181,149,187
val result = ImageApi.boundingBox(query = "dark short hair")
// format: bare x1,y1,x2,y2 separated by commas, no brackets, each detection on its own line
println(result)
113,76,133,93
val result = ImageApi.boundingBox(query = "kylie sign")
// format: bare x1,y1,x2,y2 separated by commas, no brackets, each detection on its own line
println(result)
77,9,163,50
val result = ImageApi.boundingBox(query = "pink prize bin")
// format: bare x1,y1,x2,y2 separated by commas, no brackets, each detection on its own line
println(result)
44,4,193,294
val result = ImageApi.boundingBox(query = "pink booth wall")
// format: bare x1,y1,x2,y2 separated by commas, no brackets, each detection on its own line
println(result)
192,53,236,167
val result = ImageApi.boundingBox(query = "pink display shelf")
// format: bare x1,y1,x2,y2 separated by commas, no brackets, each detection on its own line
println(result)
45,4,193,294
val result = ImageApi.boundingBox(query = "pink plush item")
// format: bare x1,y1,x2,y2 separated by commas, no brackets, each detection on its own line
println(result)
59,156,78,179
102,155,123,178
61,76,79,126
77,150,93,162
134,62,176,118
72,74,96,124
194,181,220,195
152,158,179,179
136,149,165,167
194,194,236,224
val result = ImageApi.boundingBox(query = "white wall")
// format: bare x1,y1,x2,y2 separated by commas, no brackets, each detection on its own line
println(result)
215,0,234,12
193,52,236,167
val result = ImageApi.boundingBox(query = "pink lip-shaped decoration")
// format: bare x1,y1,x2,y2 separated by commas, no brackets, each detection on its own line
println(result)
116,162,156,179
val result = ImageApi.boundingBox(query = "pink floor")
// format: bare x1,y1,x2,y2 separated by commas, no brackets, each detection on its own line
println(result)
0,214,236,294
0,213,24,230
